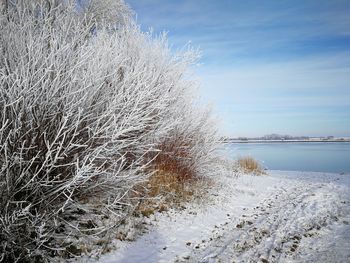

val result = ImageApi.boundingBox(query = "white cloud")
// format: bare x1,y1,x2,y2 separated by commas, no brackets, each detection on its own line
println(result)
126,0,350,137
197,52,350,137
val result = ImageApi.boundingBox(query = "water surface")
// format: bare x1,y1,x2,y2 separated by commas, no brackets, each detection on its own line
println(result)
226,142,350,173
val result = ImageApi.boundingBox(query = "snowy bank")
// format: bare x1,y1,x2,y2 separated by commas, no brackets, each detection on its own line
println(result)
97,170,350,263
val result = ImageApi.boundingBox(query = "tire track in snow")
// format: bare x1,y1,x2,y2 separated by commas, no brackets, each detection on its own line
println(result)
190,177,350,263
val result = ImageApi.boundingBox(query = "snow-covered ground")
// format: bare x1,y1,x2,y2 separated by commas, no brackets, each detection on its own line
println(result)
97,170,350,263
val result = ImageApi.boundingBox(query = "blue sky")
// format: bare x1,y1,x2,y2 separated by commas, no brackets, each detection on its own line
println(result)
126,0,350,137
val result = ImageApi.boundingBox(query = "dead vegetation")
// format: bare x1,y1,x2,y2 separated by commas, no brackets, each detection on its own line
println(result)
135,171,192,216
135,170,213,217
237,157,266,175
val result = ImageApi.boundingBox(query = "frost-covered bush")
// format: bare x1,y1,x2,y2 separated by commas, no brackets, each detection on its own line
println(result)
0,0,219,261
152,105,218,181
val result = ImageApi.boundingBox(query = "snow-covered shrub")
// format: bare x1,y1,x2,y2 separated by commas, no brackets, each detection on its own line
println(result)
152,106,218,180
0,0,219,261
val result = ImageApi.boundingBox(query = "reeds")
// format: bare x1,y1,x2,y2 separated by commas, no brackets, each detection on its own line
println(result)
237,157,265,175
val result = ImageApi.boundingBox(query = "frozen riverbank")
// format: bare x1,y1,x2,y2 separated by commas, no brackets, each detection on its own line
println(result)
98,170,350,263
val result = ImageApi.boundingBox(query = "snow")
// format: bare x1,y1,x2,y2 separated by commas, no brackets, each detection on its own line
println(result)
96,170,350,263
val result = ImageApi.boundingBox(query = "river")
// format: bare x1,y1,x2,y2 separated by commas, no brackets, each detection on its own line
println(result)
226,142,350,173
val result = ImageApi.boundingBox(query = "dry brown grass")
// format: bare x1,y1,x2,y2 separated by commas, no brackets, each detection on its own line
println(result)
151,137,197,181
146,171,193,200
237,156,265,175
135,170,212,217
134,136,212,217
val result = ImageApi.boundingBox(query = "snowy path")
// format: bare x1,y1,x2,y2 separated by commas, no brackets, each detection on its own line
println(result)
194,172,350,263
99,171,350,263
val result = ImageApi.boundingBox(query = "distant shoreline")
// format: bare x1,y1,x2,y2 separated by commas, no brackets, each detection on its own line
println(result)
225,139,350,143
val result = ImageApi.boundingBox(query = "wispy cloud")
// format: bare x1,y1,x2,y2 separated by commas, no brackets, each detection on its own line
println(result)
126,0,350,137
198,52,350,136
127,0,350,63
